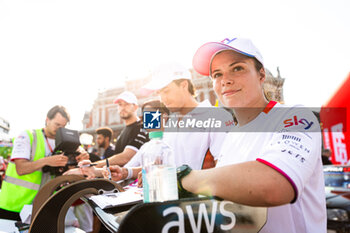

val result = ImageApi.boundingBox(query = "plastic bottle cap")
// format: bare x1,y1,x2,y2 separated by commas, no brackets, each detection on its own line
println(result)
149,131,163,139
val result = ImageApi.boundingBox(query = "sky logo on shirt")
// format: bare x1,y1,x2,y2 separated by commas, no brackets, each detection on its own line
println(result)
283,115,314,130
143,110,161,129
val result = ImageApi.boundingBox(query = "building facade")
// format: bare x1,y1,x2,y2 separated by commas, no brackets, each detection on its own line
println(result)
0,117,10,142
263,67,285,103
81,67,284,146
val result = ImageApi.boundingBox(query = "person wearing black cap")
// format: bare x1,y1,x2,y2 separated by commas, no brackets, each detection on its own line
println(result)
96,127,115,159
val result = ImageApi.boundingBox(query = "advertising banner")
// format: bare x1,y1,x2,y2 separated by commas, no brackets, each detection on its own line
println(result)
320,74,350,164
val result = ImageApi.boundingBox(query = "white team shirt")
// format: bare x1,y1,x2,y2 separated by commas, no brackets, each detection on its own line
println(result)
11,130,55,161
216,101,326,233
126,100,233,169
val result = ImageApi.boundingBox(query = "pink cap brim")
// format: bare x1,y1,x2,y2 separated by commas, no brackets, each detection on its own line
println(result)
113,98,122,104
192,42,236,76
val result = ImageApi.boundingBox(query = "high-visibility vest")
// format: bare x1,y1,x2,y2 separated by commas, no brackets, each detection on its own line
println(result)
0,129,46,213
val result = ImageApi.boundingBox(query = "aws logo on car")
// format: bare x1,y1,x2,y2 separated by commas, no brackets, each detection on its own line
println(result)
283,115,314,130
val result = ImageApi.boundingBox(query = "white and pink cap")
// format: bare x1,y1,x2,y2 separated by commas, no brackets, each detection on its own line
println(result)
192,37,264,77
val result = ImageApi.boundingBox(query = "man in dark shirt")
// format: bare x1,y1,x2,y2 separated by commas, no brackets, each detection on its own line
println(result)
114,121,148,154
95,91,149,168
96,127,115,159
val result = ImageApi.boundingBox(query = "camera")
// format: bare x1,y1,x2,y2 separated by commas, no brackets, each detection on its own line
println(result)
42,128,81,176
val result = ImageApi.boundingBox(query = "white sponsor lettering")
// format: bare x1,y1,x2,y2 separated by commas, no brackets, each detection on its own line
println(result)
161,201,236,233
220,201,236,230
186,203,217,233
323,128,331,149
331,123,348,164
162,207,184,233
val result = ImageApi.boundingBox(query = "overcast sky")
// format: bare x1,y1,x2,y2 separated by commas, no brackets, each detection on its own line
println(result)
0,0,349,138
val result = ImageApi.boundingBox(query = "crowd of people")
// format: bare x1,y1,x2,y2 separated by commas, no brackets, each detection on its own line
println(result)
0,37,327,233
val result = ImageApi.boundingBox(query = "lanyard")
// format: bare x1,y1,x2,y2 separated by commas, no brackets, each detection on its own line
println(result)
42,129,54,154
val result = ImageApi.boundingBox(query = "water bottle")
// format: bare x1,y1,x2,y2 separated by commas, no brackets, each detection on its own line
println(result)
141,131,178,203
